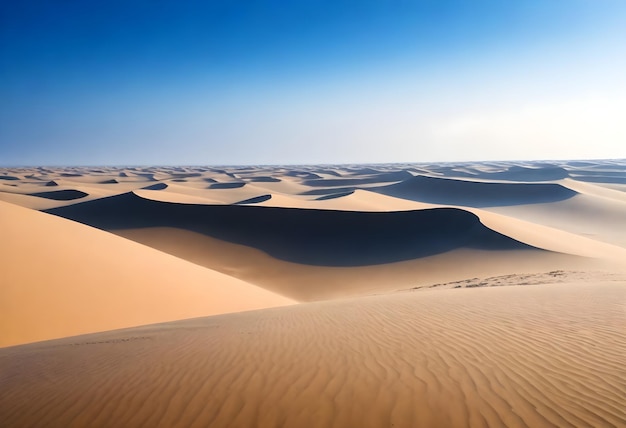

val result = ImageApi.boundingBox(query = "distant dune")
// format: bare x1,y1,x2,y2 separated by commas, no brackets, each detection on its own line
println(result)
28,189,88,200
141,182,168,190
45,192,536,266
375,175,578,207
301,170,413,187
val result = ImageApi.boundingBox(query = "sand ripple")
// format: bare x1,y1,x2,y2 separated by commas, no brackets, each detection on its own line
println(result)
1,282,624,427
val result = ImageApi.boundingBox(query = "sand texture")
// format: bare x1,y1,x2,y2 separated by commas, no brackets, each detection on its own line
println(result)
1,282,624,427
1,160,625,427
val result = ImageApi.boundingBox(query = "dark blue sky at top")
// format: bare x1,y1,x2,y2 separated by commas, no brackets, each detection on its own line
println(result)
1,0,625,165
2,1,568,82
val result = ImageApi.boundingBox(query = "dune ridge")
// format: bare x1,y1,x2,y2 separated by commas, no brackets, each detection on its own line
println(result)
0,200,293,347
28,189,88,200
45,192,537,266
113,227,598,301
375,175,578,207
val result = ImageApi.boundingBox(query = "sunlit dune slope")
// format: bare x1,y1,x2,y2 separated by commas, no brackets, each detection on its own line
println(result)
114,227,593,301
0,200,294,347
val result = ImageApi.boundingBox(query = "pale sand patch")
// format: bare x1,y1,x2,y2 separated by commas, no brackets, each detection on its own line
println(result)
561,177,626,202
1,282,623,427
486,193,626,248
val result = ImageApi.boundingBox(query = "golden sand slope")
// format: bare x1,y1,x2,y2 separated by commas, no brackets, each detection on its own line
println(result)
0,200,293,347
1,281,624,427
114,227,596,301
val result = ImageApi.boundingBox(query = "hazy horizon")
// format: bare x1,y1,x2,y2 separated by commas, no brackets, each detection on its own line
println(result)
2,1,625,165
3,157,626,169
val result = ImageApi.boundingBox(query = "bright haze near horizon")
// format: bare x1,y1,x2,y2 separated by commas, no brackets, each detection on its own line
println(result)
1,0,625,166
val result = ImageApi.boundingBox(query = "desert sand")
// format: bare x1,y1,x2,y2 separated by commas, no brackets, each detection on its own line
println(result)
1,161,625,427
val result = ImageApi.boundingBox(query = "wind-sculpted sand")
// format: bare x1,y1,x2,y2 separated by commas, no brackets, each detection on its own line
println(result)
0,200,293,347
1,282,624,427
1,160,625,427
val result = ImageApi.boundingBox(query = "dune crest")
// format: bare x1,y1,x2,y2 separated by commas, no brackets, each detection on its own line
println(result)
375,175,578,207
45,192,536,266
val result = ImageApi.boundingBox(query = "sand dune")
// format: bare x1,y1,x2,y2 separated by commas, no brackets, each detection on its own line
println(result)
40,185,626,302
436,164,571,182
301,170,413,187
256,188,431,211
28,189,88,200
0,200,293,347
1,281,624,427
133,188,221,204
141,182,168,190
209,181,247,189
45,192,537,266
1,161,625,427
248,176,282,182
473,208,626,259
234,194,273,204
375,175,578,207
486,193,626,248
113,227,597,301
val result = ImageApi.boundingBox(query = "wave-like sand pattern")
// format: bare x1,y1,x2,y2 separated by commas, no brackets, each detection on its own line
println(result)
1,282,624,427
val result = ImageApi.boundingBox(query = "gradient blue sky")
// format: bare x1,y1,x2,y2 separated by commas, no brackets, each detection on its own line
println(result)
1,0,625,165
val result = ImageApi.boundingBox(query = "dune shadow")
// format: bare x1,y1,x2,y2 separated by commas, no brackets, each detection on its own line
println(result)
374,175,578,207
302,171,412,187
300,187,357,196
472,165,570,182
141,183,168,190
235,194,272,204
283,171,323,180
248,177,282,183
45,192,536,267
209,182,246,189
30,190,88,201
316,191,354,201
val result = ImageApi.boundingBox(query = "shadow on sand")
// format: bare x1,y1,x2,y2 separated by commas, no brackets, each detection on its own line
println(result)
374,175,578,207
45,192,537,266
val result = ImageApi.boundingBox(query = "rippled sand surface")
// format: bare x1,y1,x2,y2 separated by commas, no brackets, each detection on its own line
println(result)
1,282,624,427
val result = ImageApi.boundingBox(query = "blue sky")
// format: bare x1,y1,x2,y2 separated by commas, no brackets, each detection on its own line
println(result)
1,0,625,165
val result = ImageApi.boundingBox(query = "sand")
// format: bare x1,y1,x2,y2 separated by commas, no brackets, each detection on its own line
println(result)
1,281,624,427
0,200,293,347
1,161,625,427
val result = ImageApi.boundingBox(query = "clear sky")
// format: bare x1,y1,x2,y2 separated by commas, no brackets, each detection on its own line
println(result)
1,0,625,165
